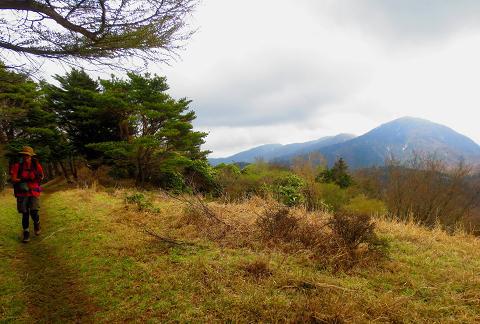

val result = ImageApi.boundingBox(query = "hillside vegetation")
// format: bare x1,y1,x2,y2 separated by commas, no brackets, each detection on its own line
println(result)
2,64,480,232
2,67,480,320
1,184,479,323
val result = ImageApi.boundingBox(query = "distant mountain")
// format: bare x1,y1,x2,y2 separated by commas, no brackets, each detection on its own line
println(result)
210,117,480,169
209,134,355,166
287,117,480,169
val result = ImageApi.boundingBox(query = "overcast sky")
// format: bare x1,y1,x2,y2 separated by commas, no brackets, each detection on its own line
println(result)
148,0,480,157
21,0,480,157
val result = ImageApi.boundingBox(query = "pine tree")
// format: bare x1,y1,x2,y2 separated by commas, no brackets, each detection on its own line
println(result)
45,69,123,161
316,157,353,189
89,73,209,186
0,62,39,144
0,62,71,178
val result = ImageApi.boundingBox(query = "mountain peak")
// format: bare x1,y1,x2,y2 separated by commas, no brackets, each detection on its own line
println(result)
209,117,480,169
317,117,480,168
377,116,442,129
391,116,430,123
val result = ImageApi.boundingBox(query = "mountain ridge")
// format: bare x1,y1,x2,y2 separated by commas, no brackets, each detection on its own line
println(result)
209,117,480,168
209,133,355,166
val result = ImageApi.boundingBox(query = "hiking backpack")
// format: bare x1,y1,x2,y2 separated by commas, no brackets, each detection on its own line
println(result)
11,158,41,195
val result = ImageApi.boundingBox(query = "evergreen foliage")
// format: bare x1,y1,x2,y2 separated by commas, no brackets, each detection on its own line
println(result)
317,157,353,188
45,69,122,162
0,62,40,145
1,65,209,189
88,73,209,186
0,62,69,173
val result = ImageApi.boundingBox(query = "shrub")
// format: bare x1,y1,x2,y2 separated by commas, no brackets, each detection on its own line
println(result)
317,183,349,212
215,162,297,203
343,194,387,216
274,174,305,207
124,192,159,212
276,173,305,188
256,206,298,242
254,206,388,270
214,163,241,176
184,160,220,194
302,211,390,270
384,154,480,229
214,163,243,201
276,185,304,207
291,154,326,211
351,167,384,199
293,219,329,249
302,183,327,211
329,211,377,250
108,164,135,179
155,171,187,193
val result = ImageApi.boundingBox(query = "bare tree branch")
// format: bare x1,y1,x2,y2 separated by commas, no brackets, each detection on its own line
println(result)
0,0,198,70
0,0,98,39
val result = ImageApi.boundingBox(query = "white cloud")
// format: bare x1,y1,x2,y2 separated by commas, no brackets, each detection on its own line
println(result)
9,0,480,157
163,0,480,157
353,32,480,140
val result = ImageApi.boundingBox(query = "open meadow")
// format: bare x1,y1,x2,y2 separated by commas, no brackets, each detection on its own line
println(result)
1,183,479,323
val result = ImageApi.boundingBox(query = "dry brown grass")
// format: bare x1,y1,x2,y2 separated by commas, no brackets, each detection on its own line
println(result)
256,206,299,241
110,191,388,273
240,259,273,280
3,187,476,322
92,189,480,322
110,189,477,274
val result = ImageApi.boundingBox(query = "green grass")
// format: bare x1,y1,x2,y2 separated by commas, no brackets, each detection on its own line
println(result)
0,187,479,322
0,191,27,323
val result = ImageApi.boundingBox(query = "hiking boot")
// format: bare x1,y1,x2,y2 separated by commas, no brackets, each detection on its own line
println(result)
34,222,41,236
22,230,30,243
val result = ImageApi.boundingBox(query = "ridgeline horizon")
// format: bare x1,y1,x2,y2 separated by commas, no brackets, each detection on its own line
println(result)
209,116,480,169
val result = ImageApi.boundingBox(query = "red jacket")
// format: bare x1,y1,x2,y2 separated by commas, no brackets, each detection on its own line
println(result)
10,160,44,197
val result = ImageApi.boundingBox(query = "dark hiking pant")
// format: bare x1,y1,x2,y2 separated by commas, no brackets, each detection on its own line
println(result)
16,197,40,230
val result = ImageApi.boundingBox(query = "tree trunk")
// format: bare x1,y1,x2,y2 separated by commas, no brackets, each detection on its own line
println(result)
58,160,69,180
135,146,145,187
54,162,61,177
69,155,78,179
47,162,54,179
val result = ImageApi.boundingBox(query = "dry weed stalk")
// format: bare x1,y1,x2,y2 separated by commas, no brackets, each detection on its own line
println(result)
162,189,229,227
142,226,196,247
161,189,238,241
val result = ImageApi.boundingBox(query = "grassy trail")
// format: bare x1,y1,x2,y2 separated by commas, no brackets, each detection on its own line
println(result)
1,186,480,322
0,189,98,323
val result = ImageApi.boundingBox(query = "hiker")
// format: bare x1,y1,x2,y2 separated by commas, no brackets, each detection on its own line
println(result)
10,146,45,243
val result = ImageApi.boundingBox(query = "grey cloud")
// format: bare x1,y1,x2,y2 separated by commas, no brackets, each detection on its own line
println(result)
306,0,480,44
189,51,364,127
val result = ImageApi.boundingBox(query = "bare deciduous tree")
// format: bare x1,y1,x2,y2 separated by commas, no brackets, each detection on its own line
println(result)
385,153,480,229
292,152,326,211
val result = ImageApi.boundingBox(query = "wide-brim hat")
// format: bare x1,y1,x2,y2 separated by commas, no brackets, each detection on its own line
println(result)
19,146,36,156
